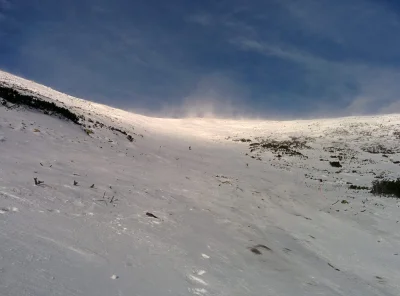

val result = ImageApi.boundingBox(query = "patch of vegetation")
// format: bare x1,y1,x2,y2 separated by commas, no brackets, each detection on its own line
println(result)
94,121,105,128
349,185,370,190
84,128,94,135
362,144,395,155
359,130,372,137
330,155,344,161
0,85,80,124
326,127,350,137
92,119,137,142
233,138,252,143
109,126,127,135
249,138,310,158
374,172,386,179
371,179,400,198
323,145,357,161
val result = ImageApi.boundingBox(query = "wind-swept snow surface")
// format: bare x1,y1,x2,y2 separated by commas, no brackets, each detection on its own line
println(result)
0,70,400,296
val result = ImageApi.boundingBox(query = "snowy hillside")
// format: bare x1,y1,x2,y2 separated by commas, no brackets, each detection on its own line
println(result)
1,70,400,296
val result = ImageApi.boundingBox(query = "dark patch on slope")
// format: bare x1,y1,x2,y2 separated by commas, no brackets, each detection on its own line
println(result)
249,244,272,255
248,137,311,158
88,120,138,142
371,178,400,198
1,84,142,143
0,85,80,124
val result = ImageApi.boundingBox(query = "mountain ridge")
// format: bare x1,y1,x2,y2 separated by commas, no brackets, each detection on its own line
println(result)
1,70,400,296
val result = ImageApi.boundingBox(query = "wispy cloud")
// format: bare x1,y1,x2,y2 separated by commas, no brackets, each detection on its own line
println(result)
231,37,325,66
230,22,400,116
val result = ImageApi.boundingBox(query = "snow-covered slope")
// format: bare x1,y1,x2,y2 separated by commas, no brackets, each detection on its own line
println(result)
1,70,399,296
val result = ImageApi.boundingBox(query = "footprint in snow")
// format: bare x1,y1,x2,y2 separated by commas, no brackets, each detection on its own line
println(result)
0,207,18,214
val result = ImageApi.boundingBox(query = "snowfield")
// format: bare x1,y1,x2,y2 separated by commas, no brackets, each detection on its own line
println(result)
0,70,400,296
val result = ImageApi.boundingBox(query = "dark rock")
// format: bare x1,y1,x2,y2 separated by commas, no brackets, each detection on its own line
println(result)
329,161,342,168
146,212,159,219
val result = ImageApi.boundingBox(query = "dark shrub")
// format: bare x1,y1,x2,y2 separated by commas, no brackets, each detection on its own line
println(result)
0,85,80,124
349,185,369,190
249,139,309,158
371,179,400,198
362,144,394,154
329,161,342,168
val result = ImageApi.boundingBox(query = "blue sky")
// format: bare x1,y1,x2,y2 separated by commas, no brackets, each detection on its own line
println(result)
1,0,400,118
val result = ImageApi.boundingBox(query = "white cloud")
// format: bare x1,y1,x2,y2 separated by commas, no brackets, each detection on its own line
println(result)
231,34,400,116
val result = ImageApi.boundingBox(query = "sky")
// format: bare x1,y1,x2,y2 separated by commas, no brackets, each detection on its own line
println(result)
1,0,400,118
